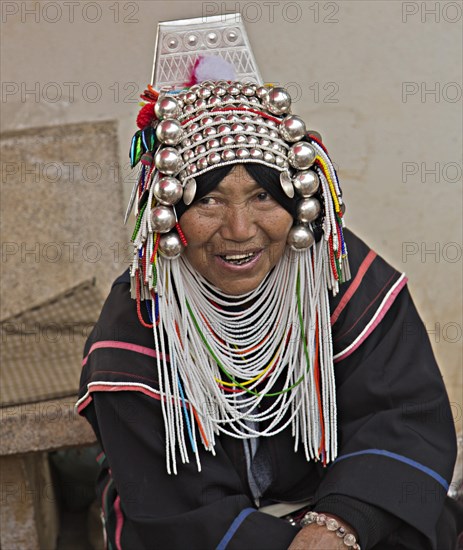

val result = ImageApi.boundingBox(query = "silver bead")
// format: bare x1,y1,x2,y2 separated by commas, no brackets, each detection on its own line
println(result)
194,98,207,110
269,130,279,139
189,84,200,93
207,138,220,149
236,148,250,160
217,124,231,134
288,142,316,169
178,170,187,181
247,135,259,145
257,125,269,135
182,138,192,148
156,119,184,145
263,151,275,163
154,96,181,120
183,178,197,205
287,225,315,250
280,171,295,197
203,126,217,137
212,86,226,97
201,116,214,126
225,114,238,122
195,144,206,155
198,87,212,99
244,123,256,133
183,150,194,162
192,132,203,143
249,148,263,160
248,96,259,104
275,155,286,168
227,85,240,96
183,104,195,115
242,85,255,97
188,122,200,133
221,135,235,146
280,115,307,142
262,87,292,115
255,86,268,99
186,163,197,176
183,90,197,105
297,197,321,223
230,122,244,133
150,205,176,233
154,177,183,205
208,96,222,107
207,152,221,165
222,149,236,161
235,134,247,144
159,232,183,259
293,170,320,197
155,147,182,175
214,115,226,124
197,157,209,170
222,94,235,104
259,137,271,148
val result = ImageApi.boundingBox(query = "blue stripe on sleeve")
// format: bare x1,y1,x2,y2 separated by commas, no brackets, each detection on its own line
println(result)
334,449,449,490
216,508,256,550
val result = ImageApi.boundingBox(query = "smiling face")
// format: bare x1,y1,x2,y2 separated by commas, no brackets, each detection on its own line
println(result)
179,164,294,295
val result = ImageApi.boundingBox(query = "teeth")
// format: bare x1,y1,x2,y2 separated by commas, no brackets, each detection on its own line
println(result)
224,253,254,260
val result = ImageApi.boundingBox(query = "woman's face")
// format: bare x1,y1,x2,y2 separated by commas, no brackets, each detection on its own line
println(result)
180,164,294,295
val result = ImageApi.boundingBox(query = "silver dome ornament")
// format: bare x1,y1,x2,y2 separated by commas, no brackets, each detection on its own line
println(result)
156,119,184,146
154,177,183,205
154,96,181,120
293,170,320,197
263,151,275,164
288,142,316,170
249,148,263,160
150,205,176,233
230,122,245,133
197,157,209,170
222,149,236,161
221,135,235,146
207,152,221,165
208,96,222,107
159,233,183,259
275,155,286,168
198,87,212,99
192,132,203,143
235,134,247,144
183,104,195,116
155,147,182,175
287,225,315,250
201,116,214,126
194,98,207,110
195,144,207,156
217,124,231,134
263,87,292,115
242,85,255,96
280,171,295,198
212,86,226,97
256,86,268,99
183,150,194,162
280,115,307,142
203,126,217,137
236,148,250,160
297,197,321,223
183,178,197,205
207,138,220,149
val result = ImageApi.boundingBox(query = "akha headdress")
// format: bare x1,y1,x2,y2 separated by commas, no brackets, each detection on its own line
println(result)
127,14,350,474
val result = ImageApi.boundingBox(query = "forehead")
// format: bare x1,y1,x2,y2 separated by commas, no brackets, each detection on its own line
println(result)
214,165,262,194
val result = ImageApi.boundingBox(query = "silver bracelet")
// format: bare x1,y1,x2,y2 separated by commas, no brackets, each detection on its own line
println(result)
300,511,361,550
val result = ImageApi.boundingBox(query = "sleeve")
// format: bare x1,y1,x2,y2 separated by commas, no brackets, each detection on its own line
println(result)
313,231,457,549
88,390,299,550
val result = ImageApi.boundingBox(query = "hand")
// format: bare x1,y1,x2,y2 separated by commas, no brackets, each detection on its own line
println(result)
287,514,358,550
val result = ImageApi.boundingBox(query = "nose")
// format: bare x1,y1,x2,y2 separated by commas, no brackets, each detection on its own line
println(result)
219,204,258,243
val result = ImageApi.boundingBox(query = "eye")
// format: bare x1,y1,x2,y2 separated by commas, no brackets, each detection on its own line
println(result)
197,196,218,206
256,191,270,201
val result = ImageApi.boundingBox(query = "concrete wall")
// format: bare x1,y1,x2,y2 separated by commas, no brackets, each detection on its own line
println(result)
2,1,461,425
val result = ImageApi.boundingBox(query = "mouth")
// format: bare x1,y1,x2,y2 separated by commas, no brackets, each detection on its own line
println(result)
215,249,263,269
219,251,259,265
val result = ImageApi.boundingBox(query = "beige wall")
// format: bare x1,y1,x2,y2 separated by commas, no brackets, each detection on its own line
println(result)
2,1,461,427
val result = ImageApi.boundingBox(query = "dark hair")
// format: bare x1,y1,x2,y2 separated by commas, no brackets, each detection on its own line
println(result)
176,163,297,219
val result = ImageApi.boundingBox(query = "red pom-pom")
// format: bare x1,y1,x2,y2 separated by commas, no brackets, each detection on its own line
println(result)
136,103,156,129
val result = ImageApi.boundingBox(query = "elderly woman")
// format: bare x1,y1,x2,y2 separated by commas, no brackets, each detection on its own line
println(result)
77,75,460,550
